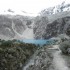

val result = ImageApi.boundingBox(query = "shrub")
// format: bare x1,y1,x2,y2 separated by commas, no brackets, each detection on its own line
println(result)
0,39,38,70
58,34,70,42
59,40,70,54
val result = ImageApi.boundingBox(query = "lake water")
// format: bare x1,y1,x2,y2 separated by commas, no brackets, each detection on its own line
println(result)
20,39,55,46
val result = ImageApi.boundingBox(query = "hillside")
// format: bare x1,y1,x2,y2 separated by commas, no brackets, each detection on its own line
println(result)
0,39,38,70
0,11,70,40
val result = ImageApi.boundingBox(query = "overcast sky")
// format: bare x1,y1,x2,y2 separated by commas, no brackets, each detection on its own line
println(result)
0,0,69,16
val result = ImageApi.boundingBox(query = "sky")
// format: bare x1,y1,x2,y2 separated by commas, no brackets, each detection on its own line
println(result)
0,0,70,16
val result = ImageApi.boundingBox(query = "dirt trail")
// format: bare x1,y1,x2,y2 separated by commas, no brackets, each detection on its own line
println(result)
53,50,69,70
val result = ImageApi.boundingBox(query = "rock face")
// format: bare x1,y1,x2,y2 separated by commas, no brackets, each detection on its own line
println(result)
34,12,70,39
0,15,33,40
43,16,70,39
33,16,48,39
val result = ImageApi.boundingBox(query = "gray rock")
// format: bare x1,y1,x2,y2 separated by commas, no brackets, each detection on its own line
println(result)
34,15,70,39
0,15,33,40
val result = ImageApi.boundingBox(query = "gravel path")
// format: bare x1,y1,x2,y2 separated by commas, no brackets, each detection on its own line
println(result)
53,51,69,70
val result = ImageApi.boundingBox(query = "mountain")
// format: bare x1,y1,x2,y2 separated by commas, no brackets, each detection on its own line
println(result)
1,11,70,40
0,1,70,40
34,11,70,39
0,15,33,40
33,2,70,39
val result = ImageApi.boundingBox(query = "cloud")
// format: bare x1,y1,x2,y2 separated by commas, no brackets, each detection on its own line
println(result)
0,0,69,15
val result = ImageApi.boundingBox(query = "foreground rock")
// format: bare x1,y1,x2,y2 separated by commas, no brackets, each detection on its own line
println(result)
23,45,57,70
23,45,70,70
59,40,70,54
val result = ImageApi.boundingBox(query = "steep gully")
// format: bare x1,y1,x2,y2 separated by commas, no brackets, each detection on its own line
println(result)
12,21,34,39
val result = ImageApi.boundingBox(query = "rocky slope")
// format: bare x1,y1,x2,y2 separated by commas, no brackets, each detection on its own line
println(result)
0,11,70,40
0,15,33,40
34,11,70,39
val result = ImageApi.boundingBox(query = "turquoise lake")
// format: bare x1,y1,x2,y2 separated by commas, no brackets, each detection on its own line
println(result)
20,39,56,46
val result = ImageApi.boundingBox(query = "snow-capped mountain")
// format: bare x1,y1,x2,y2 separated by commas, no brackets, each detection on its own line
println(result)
0,1,70,40
39,1,70,16
33,2,70,39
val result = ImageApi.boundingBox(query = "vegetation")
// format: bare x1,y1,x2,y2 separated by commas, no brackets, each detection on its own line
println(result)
0,39,38,70
58,34,70,42
59,40,70,54
66,27,70,36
